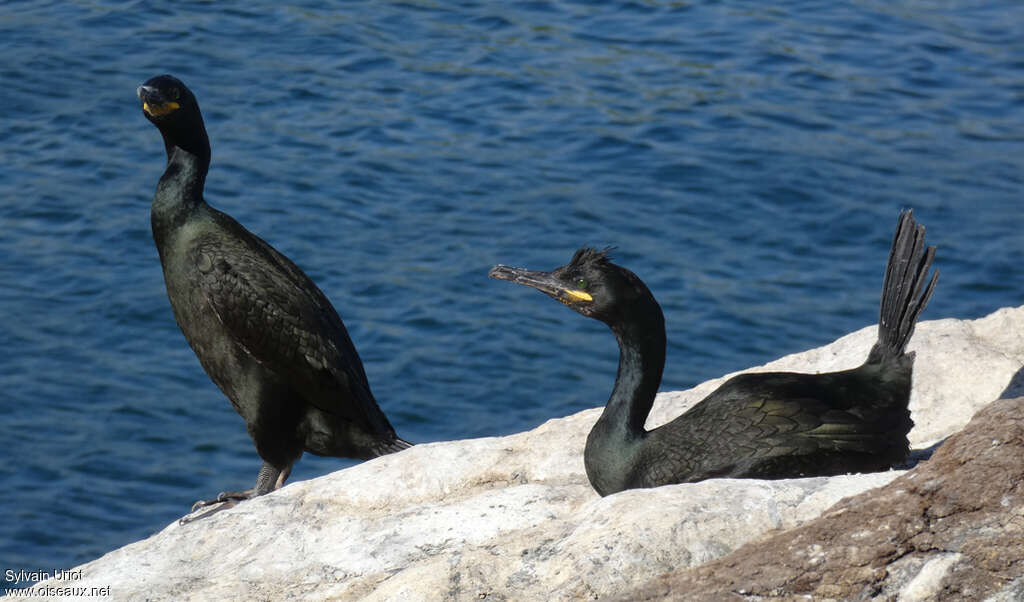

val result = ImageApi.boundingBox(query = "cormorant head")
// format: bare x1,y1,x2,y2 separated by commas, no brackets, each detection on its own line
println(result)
489,247,661,328
138,74,195,124
138,74,209,157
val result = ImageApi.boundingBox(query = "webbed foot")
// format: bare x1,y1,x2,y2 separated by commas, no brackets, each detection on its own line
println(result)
178,490,254,524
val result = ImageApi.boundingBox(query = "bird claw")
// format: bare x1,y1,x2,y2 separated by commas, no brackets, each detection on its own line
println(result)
190,491,243,512
178,490,253,524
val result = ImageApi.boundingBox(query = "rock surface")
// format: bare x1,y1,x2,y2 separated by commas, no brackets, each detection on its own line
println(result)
614,395,1024,602
28,306,1024,601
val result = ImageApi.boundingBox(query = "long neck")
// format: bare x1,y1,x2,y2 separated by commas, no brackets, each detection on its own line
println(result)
151,124,211,242
599,306,667,438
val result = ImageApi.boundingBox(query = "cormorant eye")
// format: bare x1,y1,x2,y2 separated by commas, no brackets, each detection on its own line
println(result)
168,88,181,100
576,278,587,290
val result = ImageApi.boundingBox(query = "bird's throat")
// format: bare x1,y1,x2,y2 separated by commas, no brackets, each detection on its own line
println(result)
152,145,209,244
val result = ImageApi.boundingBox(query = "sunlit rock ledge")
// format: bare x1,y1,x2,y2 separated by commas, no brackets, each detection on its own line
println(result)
30,307,1024,601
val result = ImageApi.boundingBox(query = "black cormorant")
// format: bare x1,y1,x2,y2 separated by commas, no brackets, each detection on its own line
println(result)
490,210,937,496
138,74,410,514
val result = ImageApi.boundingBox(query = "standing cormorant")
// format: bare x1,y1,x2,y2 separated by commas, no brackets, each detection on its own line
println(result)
138,74,410,514
490,210,937,496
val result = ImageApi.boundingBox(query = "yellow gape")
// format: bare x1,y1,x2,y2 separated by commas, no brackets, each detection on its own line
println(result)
564,289,593,302
143,101,180,117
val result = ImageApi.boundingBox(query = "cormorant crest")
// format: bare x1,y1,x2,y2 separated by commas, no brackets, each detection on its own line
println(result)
568,247,616,271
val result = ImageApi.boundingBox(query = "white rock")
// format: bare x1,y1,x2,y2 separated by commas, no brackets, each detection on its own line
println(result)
899,553,963,602
32,307,1024,601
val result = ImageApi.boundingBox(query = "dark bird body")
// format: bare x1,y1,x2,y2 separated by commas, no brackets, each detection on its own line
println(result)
490,211,937,496
138,75,409,511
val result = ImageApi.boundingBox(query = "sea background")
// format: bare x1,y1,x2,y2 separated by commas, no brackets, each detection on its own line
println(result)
2,0,1022,585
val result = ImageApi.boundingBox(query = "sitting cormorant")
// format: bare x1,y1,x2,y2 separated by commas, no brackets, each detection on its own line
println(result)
138,75,410,514
490,211,937,496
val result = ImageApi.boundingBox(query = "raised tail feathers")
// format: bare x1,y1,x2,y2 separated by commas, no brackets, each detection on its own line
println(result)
873,209,939,360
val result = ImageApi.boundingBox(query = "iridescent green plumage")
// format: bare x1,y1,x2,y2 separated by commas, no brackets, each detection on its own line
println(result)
139,75,410,515
491,212,937,496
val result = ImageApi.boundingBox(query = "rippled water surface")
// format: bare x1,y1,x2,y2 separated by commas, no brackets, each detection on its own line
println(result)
2,0,1022,582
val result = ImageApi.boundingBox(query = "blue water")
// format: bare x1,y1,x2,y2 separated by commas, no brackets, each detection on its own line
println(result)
2,0,1022,585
